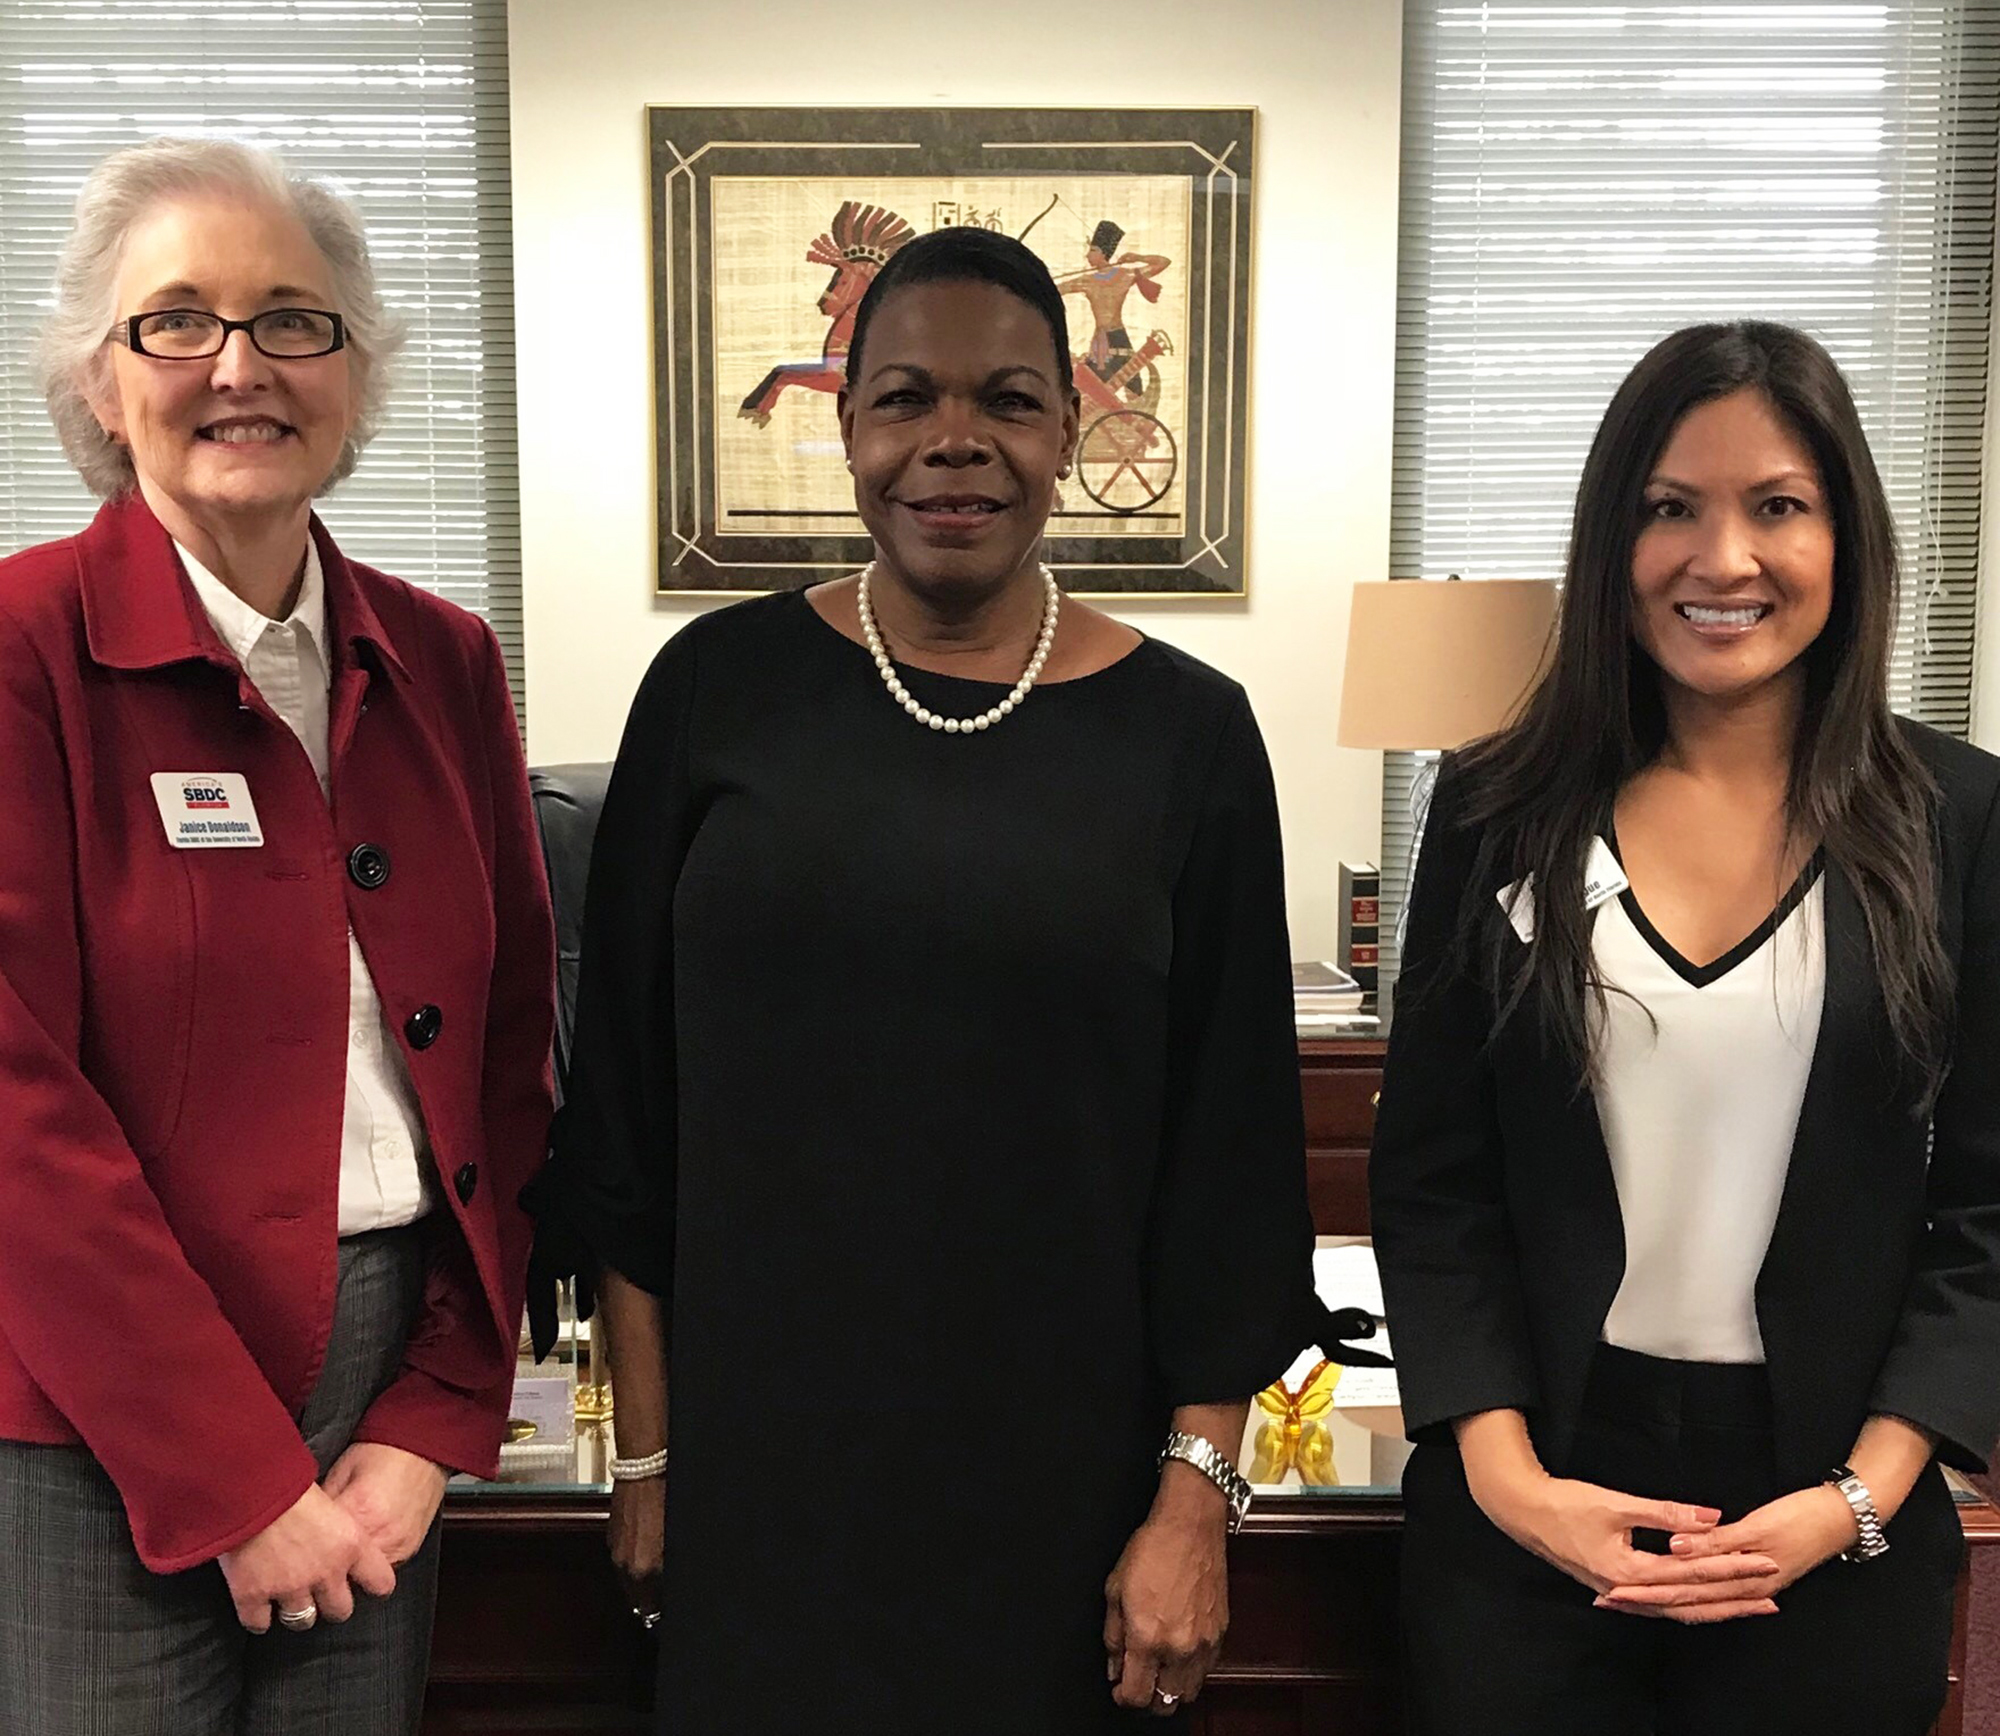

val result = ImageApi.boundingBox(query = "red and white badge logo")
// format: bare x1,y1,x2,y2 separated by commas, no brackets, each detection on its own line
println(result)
149,772,264,849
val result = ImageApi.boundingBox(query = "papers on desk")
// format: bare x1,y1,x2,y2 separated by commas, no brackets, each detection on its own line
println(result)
1268,1241,1402,1410
1295,1011,1381,1036
1312,1244,1399,1407
1293,960,1379,1036
1315,1241,1385,1315
1293,960,1365,1009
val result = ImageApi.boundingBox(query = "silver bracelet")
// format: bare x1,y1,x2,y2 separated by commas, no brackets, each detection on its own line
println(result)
1827,1465,1890,1561
609,1447,668,1482
1159,1430,1253,1533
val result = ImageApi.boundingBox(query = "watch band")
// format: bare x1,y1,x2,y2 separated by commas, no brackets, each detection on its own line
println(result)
1827,1464,1890,1561
1160,1430,1253,1533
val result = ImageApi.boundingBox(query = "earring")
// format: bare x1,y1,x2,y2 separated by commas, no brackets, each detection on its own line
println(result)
845,458,855,473
1058,463,1072,479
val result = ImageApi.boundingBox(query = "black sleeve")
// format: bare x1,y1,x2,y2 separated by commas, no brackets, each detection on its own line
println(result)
523,629,700,1349
1145,691,1318,1406
1870,772,2000,1470
1367,758,1542,1441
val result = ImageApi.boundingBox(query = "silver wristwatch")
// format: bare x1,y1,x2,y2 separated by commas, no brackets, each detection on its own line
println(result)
1160,1430,1253,1533
1827,1465,1890,1562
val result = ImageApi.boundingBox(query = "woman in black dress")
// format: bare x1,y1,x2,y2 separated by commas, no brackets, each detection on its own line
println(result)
528,228,1315,1733
1370,323,2000,1734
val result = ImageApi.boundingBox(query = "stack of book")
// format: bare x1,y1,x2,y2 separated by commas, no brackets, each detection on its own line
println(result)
1293,961,1378,1034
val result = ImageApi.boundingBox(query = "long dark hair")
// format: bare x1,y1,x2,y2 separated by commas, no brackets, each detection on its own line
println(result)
1453,320,1951,1107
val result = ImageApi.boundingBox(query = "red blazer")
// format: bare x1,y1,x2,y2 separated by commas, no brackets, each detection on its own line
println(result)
0,494,555,1573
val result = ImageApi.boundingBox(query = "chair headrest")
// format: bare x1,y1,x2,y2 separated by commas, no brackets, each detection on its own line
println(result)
529,763,612,957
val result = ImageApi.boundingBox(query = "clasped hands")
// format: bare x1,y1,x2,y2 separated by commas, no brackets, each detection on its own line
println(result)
1477,1469,1861,1624
216,1442,447,1633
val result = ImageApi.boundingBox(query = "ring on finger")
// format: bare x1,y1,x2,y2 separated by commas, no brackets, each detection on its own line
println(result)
275,1603,318,1632
1153,1687,1181,1709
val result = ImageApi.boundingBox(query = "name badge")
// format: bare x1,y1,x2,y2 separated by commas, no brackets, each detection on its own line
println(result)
1496,836,1628,944
1581,836,1629,910
150,773,265,849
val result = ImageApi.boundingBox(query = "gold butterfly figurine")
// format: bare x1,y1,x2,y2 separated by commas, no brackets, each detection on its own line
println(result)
1249,1358,1340,1484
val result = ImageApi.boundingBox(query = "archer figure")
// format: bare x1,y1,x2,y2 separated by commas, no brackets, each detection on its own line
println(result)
1052,220,1171,400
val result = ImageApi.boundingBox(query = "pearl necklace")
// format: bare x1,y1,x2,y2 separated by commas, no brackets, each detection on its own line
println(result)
856,562,1059,733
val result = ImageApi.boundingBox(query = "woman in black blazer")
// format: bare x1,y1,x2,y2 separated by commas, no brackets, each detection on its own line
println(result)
1370,322,2000,1736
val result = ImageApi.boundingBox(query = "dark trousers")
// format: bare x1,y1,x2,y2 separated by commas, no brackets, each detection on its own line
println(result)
1399,1345,1963,1736
0,1226,440,1736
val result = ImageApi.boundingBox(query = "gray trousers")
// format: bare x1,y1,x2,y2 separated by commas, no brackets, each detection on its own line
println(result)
0,1227,441,1736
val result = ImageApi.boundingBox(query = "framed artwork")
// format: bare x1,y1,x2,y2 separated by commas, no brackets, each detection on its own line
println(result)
649,106,1256,597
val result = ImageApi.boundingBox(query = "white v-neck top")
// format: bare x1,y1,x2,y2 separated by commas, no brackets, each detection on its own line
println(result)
179,540,433,1235
1590,846,1826,1364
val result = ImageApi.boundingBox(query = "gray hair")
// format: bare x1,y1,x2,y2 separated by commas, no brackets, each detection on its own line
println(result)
36,137,406,499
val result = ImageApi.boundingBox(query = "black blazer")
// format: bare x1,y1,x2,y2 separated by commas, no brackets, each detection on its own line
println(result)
1369,719,2000,1487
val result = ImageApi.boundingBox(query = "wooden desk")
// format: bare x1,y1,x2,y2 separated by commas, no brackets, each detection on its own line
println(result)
424,1038,2000,1734
1300,1037,1383,1235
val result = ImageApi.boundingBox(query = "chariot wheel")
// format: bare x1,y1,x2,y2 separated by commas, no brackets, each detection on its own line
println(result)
1076,410,1177,514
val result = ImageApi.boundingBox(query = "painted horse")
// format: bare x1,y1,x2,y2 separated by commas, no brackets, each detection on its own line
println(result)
739,201,915,427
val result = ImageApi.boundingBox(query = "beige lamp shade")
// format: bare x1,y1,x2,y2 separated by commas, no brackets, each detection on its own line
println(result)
1338,579,1559,751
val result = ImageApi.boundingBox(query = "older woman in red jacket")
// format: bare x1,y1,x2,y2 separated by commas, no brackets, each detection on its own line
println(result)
0,137,554,1734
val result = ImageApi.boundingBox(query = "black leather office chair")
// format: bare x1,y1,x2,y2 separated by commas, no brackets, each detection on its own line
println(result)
528,762,612,1107
523,764,613,1353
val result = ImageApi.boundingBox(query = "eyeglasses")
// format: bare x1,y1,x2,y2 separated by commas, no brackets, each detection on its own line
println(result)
111,308,346,361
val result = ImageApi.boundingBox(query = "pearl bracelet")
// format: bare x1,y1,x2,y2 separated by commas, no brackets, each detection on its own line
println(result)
609,1447,668,1482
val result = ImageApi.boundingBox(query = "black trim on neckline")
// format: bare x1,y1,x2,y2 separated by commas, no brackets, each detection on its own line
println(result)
1603,825,1825,989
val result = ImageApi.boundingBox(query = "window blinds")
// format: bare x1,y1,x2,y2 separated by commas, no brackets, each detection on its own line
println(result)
0,0,524,712
1381,0,2000,983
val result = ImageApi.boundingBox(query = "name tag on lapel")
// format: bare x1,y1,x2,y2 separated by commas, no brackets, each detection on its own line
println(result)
150,773,265,849
1582,836,1629,910
1496,837,1627,944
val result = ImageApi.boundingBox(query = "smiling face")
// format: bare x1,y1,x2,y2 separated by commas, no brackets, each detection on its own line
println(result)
1630,387,1836,709
839,278,1079,606
87,191,356,543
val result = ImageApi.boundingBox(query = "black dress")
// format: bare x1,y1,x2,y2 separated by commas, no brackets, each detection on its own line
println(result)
530,590,1315,1734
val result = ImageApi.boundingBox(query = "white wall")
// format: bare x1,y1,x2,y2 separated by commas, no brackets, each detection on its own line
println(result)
506,0,1404,955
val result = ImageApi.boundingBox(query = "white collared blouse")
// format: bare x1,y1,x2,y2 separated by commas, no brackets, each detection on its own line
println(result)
180,539,432,1234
